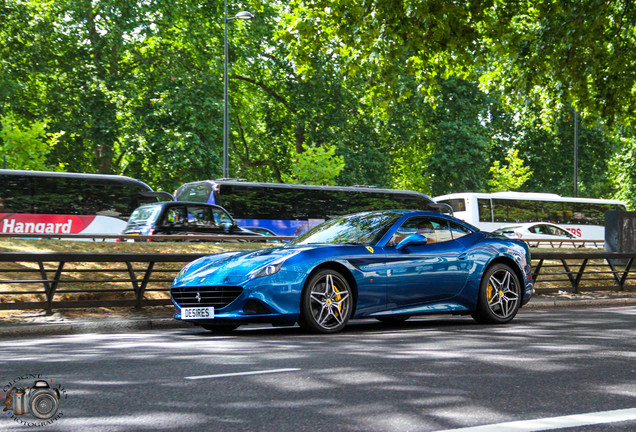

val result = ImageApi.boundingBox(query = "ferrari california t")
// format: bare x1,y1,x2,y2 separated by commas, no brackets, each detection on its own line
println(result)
170,210,534,333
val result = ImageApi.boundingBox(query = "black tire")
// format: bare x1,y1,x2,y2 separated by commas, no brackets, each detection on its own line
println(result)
201,323,240,332
376,316,410,323
299,269,352,334
472,263,521,324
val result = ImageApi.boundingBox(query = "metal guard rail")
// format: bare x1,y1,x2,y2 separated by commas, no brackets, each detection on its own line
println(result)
523,239,604,248
0,253,207,312
532,251,635,294
0,251,634,312
0,233,294,242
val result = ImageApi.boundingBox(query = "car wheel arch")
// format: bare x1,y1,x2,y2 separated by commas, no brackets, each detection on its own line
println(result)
482,257,525,304
303,262,359,316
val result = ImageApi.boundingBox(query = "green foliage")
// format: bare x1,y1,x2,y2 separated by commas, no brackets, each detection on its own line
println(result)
514,108,619,198
609,135,636,210
0,115,63,171
281,0,636,125
488,149,533,192
0,0,635,206
282,144,345,185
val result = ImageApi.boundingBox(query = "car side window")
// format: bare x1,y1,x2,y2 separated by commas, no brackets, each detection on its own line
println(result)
163,206,187,227
551,226,570,237
448,220,472,240
186,206,213,227
539,225,552,235
212,208,233,225
388,217,456,246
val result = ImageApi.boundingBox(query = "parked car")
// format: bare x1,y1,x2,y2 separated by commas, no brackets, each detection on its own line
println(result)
122,202,260,239
493,222,577,241
171,210,534,333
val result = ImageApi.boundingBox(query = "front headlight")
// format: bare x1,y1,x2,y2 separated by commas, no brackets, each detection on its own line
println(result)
175,262,194,280
248,249,304,279
250,261,284,279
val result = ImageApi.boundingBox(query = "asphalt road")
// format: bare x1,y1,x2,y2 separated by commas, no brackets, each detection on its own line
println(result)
1,307,635,432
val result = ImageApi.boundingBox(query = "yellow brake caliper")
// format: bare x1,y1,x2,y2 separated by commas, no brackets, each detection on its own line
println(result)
333,284,342,317
487,282,494,301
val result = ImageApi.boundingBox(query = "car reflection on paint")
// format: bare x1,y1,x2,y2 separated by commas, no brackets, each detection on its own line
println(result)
170,210,534,334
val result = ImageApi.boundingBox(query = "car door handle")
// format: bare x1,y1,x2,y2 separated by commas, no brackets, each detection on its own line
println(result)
458,253,467,260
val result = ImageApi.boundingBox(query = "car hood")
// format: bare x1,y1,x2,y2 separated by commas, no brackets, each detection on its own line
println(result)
173,246,313,286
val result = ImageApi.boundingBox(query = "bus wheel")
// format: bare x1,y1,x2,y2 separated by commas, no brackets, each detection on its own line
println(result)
472,264,521,324
299,269,352,333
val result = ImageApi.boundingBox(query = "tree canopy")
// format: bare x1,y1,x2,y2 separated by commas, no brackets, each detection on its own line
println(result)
1,0,635,209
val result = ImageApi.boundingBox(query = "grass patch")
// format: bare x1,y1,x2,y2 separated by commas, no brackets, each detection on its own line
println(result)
0,238,275,254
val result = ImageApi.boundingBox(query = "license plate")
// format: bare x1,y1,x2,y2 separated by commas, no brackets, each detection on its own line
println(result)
181,306,215,320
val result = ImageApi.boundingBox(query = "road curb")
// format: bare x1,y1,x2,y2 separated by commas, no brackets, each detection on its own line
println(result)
524,296,636,310
0,317,191,339
1,297,635,338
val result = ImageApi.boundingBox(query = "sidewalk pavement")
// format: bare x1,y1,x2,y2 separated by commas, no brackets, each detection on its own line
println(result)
1,292,635,339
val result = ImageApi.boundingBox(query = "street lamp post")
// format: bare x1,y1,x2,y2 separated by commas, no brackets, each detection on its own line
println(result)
223,1,253,179
573,110,579,197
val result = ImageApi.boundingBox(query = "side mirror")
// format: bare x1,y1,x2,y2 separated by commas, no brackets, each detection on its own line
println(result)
222,222,233,233
396,234,428,251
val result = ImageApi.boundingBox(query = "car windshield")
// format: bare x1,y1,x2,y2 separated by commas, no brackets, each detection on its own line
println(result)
286,212,401,247
127,206,162,223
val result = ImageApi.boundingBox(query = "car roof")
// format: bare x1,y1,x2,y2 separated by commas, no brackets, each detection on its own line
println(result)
498,222,565,229
348,209,479,229
137,201,227,211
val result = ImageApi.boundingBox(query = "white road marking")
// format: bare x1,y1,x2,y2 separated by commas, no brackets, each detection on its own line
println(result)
437,407,636,431
185,368,301,380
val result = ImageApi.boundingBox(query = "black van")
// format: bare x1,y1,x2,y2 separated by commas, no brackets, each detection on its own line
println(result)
122,202,261,238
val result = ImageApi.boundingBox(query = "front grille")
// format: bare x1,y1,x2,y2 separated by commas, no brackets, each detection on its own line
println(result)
171,286,243,308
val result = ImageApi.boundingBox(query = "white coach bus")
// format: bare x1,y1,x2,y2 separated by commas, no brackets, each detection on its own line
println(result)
434,192,627,240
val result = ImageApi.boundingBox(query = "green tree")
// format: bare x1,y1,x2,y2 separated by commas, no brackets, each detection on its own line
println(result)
0,115,63,171
488,148,533,192
514,109,619,197
609,134,636,210
281,144,345,185
281,0,636,125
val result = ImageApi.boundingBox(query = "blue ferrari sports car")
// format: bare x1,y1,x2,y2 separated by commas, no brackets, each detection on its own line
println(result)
171,210,534,333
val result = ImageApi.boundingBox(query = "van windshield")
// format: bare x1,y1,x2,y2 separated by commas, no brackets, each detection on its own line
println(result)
128,206,162,223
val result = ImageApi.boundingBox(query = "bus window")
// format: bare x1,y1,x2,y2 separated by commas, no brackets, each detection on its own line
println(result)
515,200,538,222
0,177,33,212
568,202,586,225
537,201,564,224
492,199,509,222
438,198,466,213
478,199,492,222
587,204,605,225
175,183,214,203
